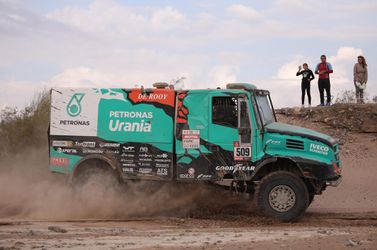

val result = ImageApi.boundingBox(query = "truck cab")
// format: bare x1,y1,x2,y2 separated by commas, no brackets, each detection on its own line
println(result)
49,83,342,221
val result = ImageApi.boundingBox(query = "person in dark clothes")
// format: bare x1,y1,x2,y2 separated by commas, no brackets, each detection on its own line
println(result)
315,55,333,106
296,63,315,108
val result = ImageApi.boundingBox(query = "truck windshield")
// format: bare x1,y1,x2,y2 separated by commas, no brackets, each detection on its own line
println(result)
255,94,275,126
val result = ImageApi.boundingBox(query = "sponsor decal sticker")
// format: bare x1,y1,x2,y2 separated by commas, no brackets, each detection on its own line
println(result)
216,164,255,173
120,159,134,163
59,120,90,126
108,111,152,133
139,158,153,162
139,153,152,158
121,153,134,158
188,167,195,175
105,150,120,154
157,168,168,176
266,139,281,145
137,93,169,101
139,147,149,153
182,130,200,149
139,168,153,174
52,140,73,147
66,93,85,117
155,163,170,168
74,141,96,148
122,163,136,167
179,167,195,179
197,174,212,179
82,149,104,154
155,158,171,163
156,153,169,159
99,142,120,148
122,168,134,173
122,146,135,152
139,162,151,167
50,157,69,167
56,148,77,154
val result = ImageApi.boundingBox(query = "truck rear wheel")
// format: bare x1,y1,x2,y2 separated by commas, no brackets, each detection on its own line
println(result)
256,171,309,222
72,160,121,193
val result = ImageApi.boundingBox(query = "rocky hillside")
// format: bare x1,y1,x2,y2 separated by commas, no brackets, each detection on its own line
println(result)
276,104,377,145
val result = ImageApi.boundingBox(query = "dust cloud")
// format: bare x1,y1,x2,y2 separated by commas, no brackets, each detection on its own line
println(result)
0,147,222,220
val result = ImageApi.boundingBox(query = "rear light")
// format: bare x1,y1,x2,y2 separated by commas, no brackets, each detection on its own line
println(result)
332,162,341,174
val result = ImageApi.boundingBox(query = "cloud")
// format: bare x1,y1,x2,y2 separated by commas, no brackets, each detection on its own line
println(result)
328,47,363,86
208,66,238,87
46,0,185,34
0,1,376,110
227,4,263,21
275,55,306,81
150,6,186,30
45,67,114,88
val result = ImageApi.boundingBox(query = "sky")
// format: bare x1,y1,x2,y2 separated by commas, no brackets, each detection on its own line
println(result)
0,0,376,109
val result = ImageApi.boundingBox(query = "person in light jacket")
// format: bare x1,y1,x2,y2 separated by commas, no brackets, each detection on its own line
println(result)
353,56,368,104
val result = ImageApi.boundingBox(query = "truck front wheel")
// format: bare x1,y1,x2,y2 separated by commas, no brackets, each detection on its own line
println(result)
256,171,309,222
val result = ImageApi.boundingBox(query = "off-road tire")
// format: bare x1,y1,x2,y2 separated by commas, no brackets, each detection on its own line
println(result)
308,193,315,207
256,171,309,222
72,162,121,193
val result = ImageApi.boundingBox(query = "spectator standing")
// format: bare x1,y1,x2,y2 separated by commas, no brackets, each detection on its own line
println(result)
296,63,315,108
315,55,333,106
353,56,368,103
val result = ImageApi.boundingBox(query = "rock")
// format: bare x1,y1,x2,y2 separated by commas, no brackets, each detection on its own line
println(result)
345,239,359,247
27,230,35,236
48,226,67,233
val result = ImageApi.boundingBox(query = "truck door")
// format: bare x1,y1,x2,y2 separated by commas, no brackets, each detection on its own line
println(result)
175,92,255,181
209,94,255,180
208,95,239,167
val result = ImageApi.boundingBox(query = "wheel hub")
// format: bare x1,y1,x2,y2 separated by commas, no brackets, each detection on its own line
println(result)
268,185,296,212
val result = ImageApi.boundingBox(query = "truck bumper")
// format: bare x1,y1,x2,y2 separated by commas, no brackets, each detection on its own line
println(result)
326,176,342,187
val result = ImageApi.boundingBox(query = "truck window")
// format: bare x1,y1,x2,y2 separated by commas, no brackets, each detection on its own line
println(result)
238,98,252,144
212,97,238,128
255,94,275,126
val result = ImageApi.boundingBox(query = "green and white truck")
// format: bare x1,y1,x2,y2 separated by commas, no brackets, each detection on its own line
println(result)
49,83,342,221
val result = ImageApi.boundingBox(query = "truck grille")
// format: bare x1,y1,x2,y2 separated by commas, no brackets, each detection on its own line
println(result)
286,139,304,150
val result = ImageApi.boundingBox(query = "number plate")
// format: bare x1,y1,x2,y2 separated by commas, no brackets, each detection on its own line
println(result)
233,141,252,161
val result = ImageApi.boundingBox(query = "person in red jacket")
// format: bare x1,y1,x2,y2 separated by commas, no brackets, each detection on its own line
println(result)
315,55,333,106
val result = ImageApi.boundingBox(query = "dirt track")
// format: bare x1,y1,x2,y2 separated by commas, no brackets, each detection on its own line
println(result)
1,213,377,250
1,105,377,249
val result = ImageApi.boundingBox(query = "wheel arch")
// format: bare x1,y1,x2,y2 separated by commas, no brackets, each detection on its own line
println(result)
70,154,121,183
252,156,304,182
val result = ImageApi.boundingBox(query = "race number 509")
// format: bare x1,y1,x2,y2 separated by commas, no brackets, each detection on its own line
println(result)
235,147,250,157
233,141,251,161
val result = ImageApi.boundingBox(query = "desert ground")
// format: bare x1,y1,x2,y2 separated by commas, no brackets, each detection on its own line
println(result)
1,104,377,250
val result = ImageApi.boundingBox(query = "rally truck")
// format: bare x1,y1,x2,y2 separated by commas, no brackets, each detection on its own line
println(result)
49,83,342,221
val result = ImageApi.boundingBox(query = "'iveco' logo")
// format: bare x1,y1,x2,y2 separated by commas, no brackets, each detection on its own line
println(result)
309,143,329,155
